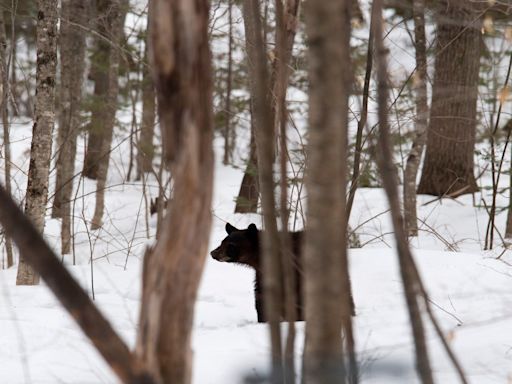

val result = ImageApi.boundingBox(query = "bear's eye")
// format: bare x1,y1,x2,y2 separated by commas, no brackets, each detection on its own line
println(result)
226,243,238,259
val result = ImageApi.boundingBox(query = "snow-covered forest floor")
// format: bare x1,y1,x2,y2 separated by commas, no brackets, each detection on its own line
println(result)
1,119,512,383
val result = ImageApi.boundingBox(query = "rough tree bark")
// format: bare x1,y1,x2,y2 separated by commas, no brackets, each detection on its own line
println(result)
16,0,58,285
403,0,428,236
302,0,355,383
0,8,14,268
372,1,434,383
52,0,87,255
90,0,123,230
135,0,214,383
136,10,156,179
417,0,481,196
241,1,284,381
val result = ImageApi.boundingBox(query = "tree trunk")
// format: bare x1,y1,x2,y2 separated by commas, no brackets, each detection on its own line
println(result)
0,7,14,268
82,0,113,180
234,112,260,213
136,12,156,179
16,0,58,285
372,1,434,383
135,0,213,383
90,0,124,230
223,0,234,165
241,1,284,381
403,0,428,236
302,0,354,383
52,0,87,255
274,0,300,381
417,1,481,196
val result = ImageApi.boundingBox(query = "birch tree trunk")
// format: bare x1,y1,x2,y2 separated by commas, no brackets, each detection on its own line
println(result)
90,0,123,230
16,0,58,285
403,0,428,237
52,0,87,255
302,0,354,382
135,0,213,382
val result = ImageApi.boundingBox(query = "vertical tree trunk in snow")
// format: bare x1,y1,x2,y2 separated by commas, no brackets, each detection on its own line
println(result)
417,1,481,196
136,11,156,179
234,117,260,213
90,0,123,230
16,0,58,285
52,0,87,255
302,0,354,382
403,0,428,236
135,0,213,382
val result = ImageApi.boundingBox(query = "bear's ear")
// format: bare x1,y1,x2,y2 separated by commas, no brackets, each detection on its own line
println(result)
247,223,258,235
226,223,238,234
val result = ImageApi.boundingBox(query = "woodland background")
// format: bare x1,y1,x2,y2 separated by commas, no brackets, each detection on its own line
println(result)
1,0,512,383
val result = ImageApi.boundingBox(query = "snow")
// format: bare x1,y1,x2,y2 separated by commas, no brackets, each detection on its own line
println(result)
2,2,512,383
1,121,512,384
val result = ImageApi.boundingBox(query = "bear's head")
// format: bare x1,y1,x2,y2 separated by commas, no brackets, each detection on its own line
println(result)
210,223,260,268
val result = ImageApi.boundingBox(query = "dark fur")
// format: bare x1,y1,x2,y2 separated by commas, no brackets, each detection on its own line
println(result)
210,223,304,322
211,223,356,322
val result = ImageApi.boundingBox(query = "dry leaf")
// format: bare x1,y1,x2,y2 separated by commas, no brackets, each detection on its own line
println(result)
499,87,510,104
483,15,494,34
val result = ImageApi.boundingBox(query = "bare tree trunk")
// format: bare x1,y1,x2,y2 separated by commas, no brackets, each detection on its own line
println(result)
234,114,260,213
135,0,213,382
82,0,115,180
16,0,58,285
372,1,434,383
0,8,14,268
274,0,300,382
136,11,156,179
302,0,354,383
52,0,87,255
417,1,481,196
223,0,234,165
90,0,123,230
403,0,428,237
241,1,284,381
346,8,373,223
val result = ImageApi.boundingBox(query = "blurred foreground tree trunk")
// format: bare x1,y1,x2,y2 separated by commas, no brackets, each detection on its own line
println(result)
417,1,481,196
16,0,58,285
0,8,14,268
241,1,284,381
135,0,214,382
274,0,300,382
403,0,428,236
52,0,87,255
302,0,356,383
372,1,434,382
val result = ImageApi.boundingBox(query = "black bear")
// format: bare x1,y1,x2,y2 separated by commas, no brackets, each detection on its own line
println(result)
210,222,355,322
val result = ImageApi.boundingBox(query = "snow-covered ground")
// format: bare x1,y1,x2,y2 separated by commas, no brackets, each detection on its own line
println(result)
1,121,512,383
